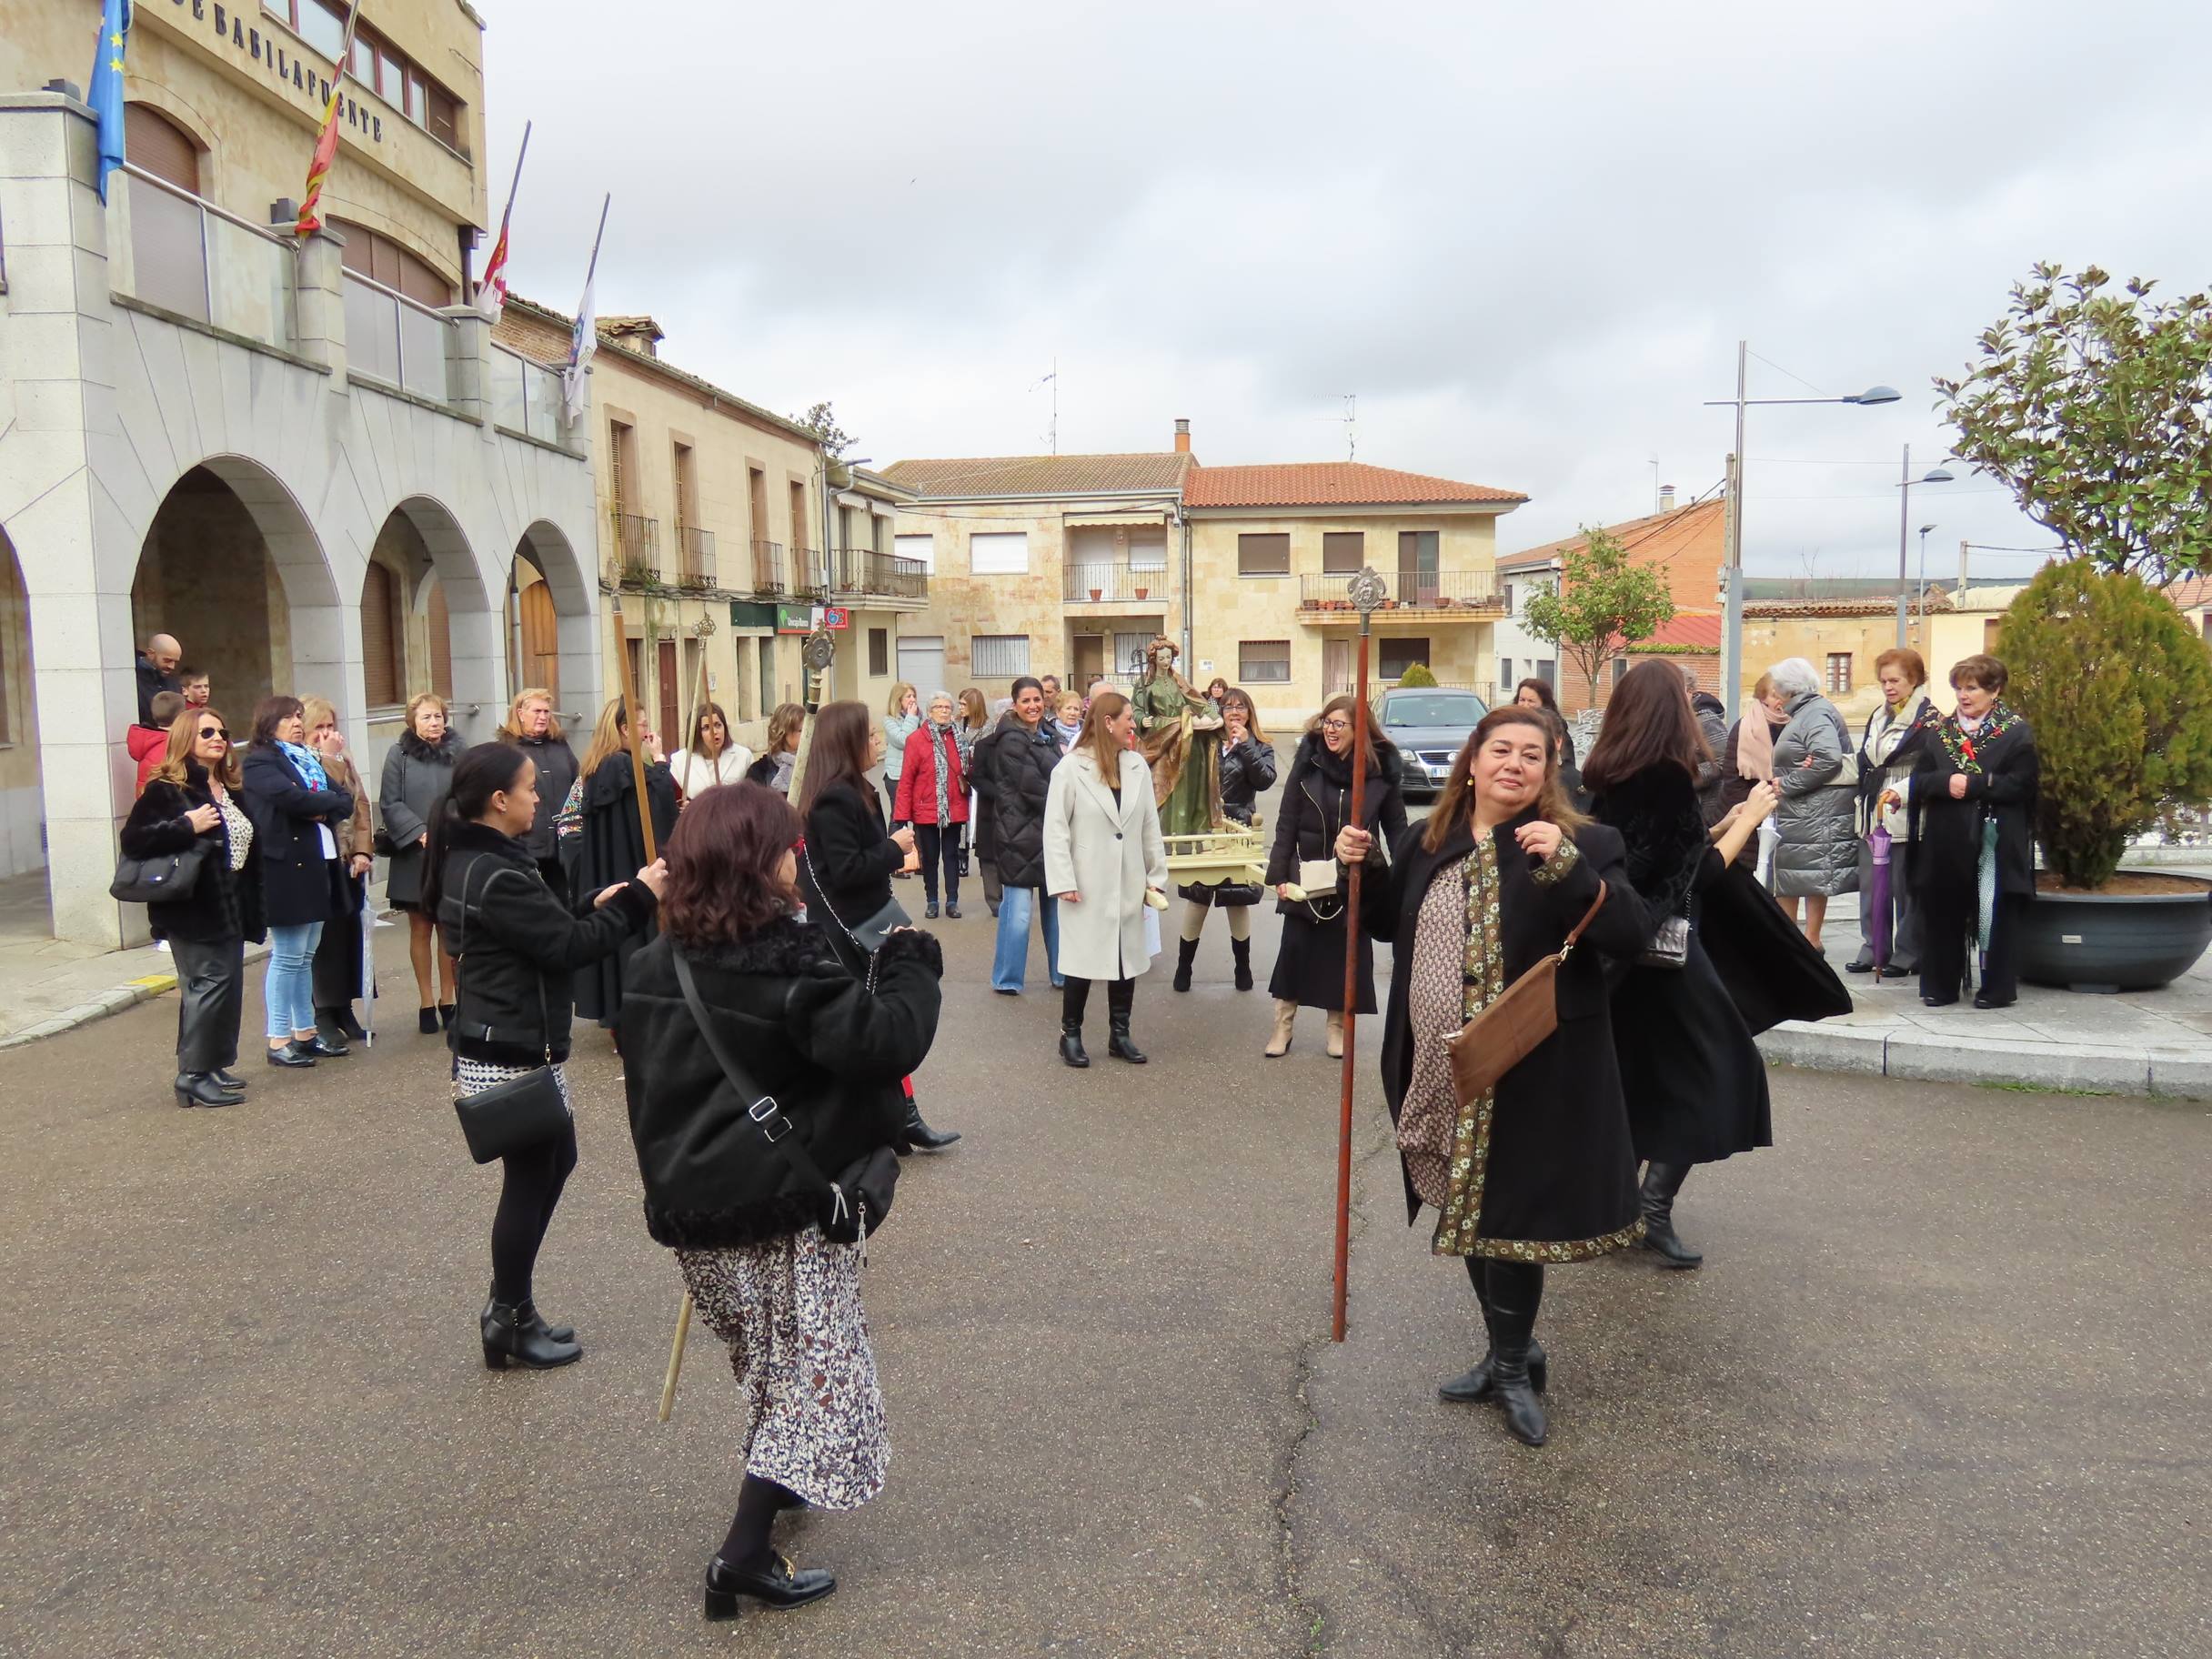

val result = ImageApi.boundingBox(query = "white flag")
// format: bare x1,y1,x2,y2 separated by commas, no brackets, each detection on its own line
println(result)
561,271,595,422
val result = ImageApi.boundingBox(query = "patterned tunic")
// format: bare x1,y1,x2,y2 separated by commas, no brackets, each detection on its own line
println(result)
676,1230,888,1512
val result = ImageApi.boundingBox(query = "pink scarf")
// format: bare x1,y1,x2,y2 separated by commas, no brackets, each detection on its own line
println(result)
1737,709,1778,781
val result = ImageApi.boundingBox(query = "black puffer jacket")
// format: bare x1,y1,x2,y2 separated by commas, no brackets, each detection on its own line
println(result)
990,719,1064,889
1265,729,1407,909
968,713,1015,861
619,920,943,1249
1219,734,1279,826
437,819,658,1067
119,763,266,945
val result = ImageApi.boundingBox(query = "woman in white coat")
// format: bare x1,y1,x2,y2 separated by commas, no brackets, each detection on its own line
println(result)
1045,690,1169,1069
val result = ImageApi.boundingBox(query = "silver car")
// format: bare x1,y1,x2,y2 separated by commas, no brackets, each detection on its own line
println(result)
1376,687,1491,799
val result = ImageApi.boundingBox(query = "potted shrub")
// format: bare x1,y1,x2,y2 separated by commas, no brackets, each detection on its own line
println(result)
1939,264,2212,990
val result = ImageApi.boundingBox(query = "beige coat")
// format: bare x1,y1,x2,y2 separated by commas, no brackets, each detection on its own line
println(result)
1044,746,1169,981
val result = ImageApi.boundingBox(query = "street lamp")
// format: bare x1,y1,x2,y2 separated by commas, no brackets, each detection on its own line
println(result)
1916,522,1937,624
1895,447,1955,647
1705,340,1897,719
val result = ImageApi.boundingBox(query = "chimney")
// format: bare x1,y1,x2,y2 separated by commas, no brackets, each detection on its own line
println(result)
1173,417,1191,455
1658,483,1676,513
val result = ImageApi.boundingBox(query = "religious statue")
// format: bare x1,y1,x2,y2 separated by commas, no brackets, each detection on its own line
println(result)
1132,637,1223,836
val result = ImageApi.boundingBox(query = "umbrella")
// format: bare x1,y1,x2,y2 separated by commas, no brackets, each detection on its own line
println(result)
1865,823,1892,981
358,883,377,1046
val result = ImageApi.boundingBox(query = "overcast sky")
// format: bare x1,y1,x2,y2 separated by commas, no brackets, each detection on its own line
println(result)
480,0,2211,584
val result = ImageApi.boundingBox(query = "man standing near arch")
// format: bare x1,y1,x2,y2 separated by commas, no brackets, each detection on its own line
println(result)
136,633,183,725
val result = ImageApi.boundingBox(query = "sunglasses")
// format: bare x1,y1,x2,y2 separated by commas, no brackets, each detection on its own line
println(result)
198,727,230,741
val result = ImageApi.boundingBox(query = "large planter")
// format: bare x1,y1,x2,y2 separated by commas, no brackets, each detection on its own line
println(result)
2018,876,2212,991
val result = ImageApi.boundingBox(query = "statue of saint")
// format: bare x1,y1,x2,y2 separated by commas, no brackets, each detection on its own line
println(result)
1132,637,1223,836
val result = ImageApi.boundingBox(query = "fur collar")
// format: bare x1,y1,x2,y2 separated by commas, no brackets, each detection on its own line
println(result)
677,916,830,977
444,819,532,860
400,729,459,763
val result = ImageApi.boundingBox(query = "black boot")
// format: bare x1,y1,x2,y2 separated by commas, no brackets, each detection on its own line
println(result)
1106,979,1146,1063
207,1068,248,1094
1483,1261,1548,1447
1060,1018,1091,1068
438,1002,456,1031
480,1297,582,1370
1638,1161,1704,1269
1439,1259,1546,1401
173,1071,241,1109
487,1283,573,1345
1230,935,1254,991
315,1008,349,1050
337,1006,367,1041
901,1099,961,1151
1172,935,1199,993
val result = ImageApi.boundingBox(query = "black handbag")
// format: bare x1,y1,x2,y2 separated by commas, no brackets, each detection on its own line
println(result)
801,843,911,965
448,864,570,1164
111,840,210,904
673,948,896,1246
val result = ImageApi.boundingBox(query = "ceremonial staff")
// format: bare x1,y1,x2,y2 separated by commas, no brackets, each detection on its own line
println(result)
1332,567,1386,1342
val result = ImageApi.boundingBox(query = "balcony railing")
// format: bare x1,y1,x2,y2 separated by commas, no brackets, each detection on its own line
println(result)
609,510,659,583
789,548,830,598
109,166,295,350
342,268,454,403
489,344,568,444
830,549,930,601
1298,570,1503,618
1066,559,1171,603
744,540,786,594
675,524,716,589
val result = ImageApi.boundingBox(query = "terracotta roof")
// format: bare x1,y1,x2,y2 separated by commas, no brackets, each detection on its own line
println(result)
1624,614,1723,650
1500,497,1725,569
1181,461,1523,509
879,453,1194,498
1744,596,1949,618
2163,576,2212,610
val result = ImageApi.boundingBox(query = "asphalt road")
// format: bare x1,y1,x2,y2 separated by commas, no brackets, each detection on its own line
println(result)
3,882,2208,1657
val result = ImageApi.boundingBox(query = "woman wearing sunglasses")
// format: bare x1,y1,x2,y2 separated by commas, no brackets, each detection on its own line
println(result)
120,709,266,1108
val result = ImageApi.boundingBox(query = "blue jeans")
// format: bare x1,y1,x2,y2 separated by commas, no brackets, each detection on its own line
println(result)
991,885,1061,992
265,920,325,1040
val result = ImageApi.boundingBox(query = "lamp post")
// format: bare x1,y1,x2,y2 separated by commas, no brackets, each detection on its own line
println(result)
1706,341,1898,719
1895,447,1954,647
1916,522,1937,626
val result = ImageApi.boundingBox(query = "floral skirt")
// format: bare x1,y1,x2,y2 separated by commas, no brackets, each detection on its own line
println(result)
676,1227,887,1512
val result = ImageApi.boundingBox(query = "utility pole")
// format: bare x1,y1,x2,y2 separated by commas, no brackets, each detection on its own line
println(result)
1958,538,1969,595
1719,341,1747,721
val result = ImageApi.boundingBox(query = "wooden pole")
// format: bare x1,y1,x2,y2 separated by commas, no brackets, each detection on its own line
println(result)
1332,568,1382,1342
655,1292,692,1423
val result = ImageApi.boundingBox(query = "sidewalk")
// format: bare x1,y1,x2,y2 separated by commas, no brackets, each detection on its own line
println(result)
1758,868,2212,1100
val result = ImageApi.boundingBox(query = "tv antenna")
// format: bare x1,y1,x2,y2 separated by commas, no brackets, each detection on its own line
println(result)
1342,393,1357,460
1032,359,1058,455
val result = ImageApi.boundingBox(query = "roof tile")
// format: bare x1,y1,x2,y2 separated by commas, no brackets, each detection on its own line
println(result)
880,454,1194,498
1181,461,1523,509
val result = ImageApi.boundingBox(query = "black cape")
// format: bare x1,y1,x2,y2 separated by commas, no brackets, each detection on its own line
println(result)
567,754,677,1028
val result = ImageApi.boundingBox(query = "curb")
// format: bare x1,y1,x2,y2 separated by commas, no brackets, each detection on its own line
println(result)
0,940,273,1052
1757,1021,2212,1101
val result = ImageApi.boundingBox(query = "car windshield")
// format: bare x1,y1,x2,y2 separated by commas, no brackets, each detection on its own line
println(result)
1383,693,1487,727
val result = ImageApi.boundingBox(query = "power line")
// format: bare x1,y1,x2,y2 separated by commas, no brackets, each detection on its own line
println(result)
1746,350,1831,397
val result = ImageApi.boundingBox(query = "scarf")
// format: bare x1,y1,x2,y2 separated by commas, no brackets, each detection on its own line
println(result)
1052,718,1083,749
1936,701,2019,970
926,718,955,827
769,750,796,795
1735,709,1778,781
278,739,329,790
1864,689,1931,769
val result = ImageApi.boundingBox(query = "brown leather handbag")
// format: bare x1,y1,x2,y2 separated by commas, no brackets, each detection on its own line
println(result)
1445,880,1608,1106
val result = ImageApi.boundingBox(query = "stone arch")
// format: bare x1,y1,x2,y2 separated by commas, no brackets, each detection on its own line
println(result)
0,528,46,933
368,496,498,739
509,520,598,729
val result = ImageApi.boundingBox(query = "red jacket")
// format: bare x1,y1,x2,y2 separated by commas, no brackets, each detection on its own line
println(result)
893,724,969,826
126,724,170,795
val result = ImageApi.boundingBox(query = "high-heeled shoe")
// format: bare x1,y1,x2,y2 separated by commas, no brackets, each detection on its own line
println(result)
703,1553,836,1618
480,1299,581,1370
482,1286,574,1346
417,1007,441,1036
437,1003,456,1031
174,1072,241,1109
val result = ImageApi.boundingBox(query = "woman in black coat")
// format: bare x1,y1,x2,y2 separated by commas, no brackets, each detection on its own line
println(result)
120,707,266,1108
498,688,579,886
1262,694,1407,1059
988,678,1067,994
561,699,678,1031
620,781,942,1619
1895,653,2039,1010
430,742,663,1371
795,702,957,1154
1584,661,1783,1269
239,696,356,1070
1341,705,1648,1448
1171,686,1279,994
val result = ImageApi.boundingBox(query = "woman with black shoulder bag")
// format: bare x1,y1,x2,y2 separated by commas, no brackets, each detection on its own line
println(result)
618,781,944,1620
428,742,664,1371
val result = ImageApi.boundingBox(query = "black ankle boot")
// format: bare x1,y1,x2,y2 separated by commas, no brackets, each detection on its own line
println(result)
1172,936,1199,992
901,1100,961,1151
1060,1018,1091,1068
438,1002,456,1031
486,1284,574,1345
1638,1161,1704,1268
418,1007,441,1036
480,1298,581,1370
1230,936,1254,991
704,1552,836,1617
207,1068,247,1093
173,1071,241,1109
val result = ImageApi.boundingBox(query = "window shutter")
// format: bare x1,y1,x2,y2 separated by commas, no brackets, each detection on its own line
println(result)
361,563,398,708
124,105,199,193
427,578,453,698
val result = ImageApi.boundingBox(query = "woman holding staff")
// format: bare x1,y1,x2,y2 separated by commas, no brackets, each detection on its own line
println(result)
1338,705,1647,1447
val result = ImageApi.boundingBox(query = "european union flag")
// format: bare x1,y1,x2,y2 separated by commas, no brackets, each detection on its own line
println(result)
89,0,132,204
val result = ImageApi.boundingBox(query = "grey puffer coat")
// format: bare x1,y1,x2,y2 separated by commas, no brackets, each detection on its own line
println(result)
1771,689,1858,898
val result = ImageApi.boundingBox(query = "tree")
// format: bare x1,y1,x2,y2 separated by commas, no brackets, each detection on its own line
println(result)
1996,560,2212,889
1396,662,1439,688
790,400,855,459
1520,526,1675,705
1936,264,2212,586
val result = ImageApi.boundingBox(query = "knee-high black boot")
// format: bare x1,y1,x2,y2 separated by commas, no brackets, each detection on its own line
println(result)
1639,1161,1703,1268
1229,935,1254,991
1440,1255,1548,1403
1061,977,1091,1068
1106,977,1146,1063
1172,934,1199,992
1482,1260,1548,1446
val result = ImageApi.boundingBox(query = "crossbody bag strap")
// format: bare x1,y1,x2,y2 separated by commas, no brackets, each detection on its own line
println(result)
799,840,882,991
670,946,834,1197
1556,879,1609,963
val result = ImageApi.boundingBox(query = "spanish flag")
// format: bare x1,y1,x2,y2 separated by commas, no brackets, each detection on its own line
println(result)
296,4,360,237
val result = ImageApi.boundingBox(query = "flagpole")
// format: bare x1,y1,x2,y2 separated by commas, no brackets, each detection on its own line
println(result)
580,193,610,299
499,120,532,226
294,1,363,243
1332,567,1386,1343
476,117,530,310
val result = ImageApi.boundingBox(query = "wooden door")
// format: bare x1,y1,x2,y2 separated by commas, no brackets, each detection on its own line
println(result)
518,582,559,698
1323,638,1352,697
657,639,679,752
1072,634,1105,683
